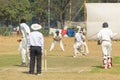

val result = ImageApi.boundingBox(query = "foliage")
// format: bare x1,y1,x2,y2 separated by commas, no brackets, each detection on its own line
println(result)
31,0,48,24
0,0,31,25
39,28,49,36
0,0,120,28
51,0,71,27
0,26,12,36
86,0,120,3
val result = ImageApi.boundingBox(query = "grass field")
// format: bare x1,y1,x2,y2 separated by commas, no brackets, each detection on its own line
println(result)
0,35,120,80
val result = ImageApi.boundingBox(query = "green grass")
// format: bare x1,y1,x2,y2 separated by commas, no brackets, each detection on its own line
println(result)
47,56,99,68
1,54,120,75
0,54,99,72
90,56,120,75
0,54,21,67
1,54,120,80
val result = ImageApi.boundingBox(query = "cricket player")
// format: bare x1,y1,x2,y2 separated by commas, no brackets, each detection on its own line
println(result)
80,27,89,54
49,30,64,51
19,19,30,66
73,27,89,57
73,29,85,57
97,22,113,69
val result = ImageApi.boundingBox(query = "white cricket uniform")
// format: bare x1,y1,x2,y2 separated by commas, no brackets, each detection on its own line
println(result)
19,23,30,64
50,32,64,51
73,32,84,57
97,28,114,69
97,28,113,58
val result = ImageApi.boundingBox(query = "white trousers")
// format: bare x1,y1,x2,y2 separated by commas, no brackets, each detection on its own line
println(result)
50,40,64,51
73,41,89,57
18,38,30,63
101,41,112,68
101,41,112,58
73,42,83,57
82,41,89,54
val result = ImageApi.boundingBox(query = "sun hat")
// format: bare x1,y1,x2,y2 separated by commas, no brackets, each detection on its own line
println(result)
31,23,42,30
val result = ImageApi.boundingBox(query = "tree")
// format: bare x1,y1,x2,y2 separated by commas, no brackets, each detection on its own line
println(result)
0,0,31,26
51,0,70,28
86,0,119,3
31,0,48,25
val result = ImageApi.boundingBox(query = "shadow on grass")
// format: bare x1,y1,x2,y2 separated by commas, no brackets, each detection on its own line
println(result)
94,66,103,69
22,71,30,74
22,71,38,75
90,65,104,72
14,64,29,68
14,64,22,67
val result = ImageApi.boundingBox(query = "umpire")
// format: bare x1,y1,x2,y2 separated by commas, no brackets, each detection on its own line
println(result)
28,23,44,75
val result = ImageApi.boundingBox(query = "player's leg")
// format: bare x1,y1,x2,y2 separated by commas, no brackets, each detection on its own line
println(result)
21,48,27,66
59,40,64,51
29,47,35,74
73,43,81,57
103,56,108,69
107,43,112,68
36,47,42,74
107,56,112,68
102,42,108,69
83,41,89,54
26,48,30,66
50,40,55,51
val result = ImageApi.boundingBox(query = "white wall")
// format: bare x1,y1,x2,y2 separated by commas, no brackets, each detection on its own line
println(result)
86,3,120,40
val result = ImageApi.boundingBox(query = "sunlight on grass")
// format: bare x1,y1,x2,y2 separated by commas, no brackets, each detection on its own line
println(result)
90,56,120,75
0,54,21,67
1,36,120,80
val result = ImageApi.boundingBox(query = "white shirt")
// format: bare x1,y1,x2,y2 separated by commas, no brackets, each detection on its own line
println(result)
53,33,62,39
75,32,84,42
28,31,44,50
20,23,30,38
74,32,84,46
97,28,113,41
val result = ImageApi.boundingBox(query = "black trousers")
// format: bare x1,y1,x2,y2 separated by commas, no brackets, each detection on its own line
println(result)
29,46,42,74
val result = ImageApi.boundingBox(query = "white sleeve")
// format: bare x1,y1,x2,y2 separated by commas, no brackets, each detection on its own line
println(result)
97,31,101,40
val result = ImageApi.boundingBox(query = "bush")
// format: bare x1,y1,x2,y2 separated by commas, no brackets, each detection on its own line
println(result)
39,28,49,36
0,26,12,36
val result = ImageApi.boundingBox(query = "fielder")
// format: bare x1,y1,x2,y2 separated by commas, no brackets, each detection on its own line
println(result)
18,19,31,66
49,30,64,51
97,22,114,69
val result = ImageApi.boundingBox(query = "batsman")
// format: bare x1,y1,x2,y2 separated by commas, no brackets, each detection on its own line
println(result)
97,22,114,69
